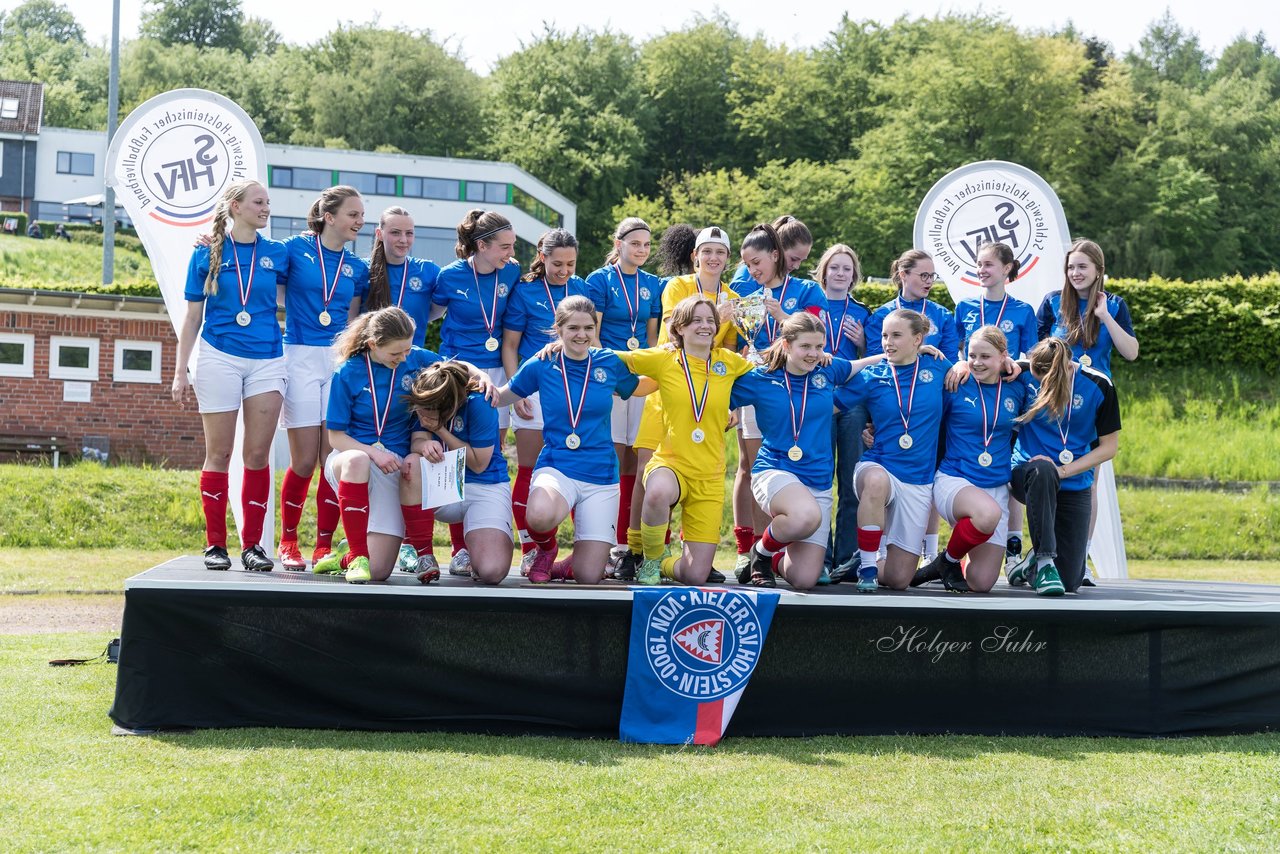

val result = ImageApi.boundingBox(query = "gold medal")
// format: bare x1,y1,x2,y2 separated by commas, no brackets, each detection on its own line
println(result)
787,445,803,462
235,311,251,327
1059,449,1074,464
898,433,913,450
691,428,705,444
978,451,993,467
565,433,581,449
485,336,499,352
627,337,640,350
318,310,332,327
372,441,385,451
1079,354,1092,367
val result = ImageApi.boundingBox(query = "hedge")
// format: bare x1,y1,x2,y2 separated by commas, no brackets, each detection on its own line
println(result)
1,211,29,235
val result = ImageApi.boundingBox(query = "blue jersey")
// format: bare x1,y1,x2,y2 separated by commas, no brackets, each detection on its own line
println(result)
834,354,952,485
1037,291,1134,377
1012,365,1121,492
378,257,441,348
432,259,521,368
586,265,663,351
504,276,598,362
508,348,639,485
282,234,370,346
433,391,509,485
821,294,873,359
751,277,828,352
183,236,289,359
730,359,855,489
864,296,959,360
954,294,1039,359
939,375,1034,488
730,262,759,296
326,347,443,456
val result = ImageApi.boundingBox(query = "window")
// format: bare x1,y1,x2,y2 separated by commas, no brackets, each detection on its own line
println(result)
270,216,310,240
414,226,457,265
56,151,95,176
403,176,460,201
465,181,507,204
49,336,99,381
0,333,34,378
113,341,162,384
376,175,397,196
511,186,564,229
0,98,18,119
269,166,332,191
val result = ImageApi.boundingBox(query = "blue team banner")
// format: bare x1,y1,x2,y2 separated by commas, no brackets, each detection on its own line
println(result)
620,587,780,746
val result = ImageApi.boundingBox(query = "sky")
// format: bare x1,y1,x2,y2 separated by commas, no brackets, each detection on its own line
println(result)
4,0,1277,72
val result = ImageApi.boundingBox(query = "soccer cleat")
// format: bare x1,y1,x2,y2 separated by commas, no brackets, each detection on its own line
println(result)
1032,563,1065,596
606,544,629,577
448,548,472,576
742,547,777,588
278,540,306,571
615,551,641,582
910,555,943,587
519,548,537,577
855,566,879,593
1006,549,1035,587
527,544,558,584
638,557,661,586
396,543,420,573
938,557,970,593
241,544,274,572
312,539,349,575
817,566,832,586
550,558,574,582
733,553,751,582
706,568,726,584
203,544,231,571
416,553,441,584
345,555,372,584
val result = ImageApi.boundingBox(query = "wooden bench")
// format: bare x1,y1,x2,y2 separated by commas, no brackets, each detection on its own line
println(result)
0,434,70,468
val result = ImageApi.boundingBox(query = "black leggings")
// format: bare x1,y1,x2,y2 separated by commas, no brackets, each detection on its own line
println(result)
1010,459,1092,592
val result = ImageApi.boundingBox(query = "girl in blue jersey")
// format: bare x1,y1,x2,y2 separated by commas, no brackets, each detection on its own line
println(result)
731,223,829,579
364,206,443,347
1038,239,1138,377
814,243,872,583
953,242,1038,360
729,313,886,590
276,185,371,571
729,214,814,297
835,309,952,592
314,307,443,584
404,361,515,585
430,209,520,577
174,180,290,572
1006,337,1122,594
493,296,642,584
912,325,1034,593
585,217,661,561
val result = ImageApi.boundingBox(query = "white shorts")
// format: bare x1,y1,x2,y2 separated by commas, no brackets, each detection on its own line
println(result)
511,390,543,431
853,460,933,554
611,395,644,445
434,480,514,539
737,405,762,440
750,469,832,548
282,344,337,428
933,472,1009,546
194,338,286,414
322,449,405,538
484,366,510,430
530,467,619,543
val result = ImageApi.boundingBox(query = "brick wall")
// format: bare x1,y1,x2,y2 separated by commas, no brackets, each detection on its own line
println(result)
0,310,205,467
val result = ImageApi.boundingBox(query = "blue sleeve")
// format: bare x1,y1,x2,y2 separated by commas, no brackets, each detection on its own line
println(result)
504,282,530,334
325,368,353,432
508,357,541,399
585,270,609,311
1112,296,1134,336
615,371,639,399
353,260,370,299
834,373,868,411
467,395,499,449
729,370,760,410
864,310,885,357
802,281,828,312
184,246,210,302
953,309,967,359
831,358,854,386
1037,298,1056,341
1017,307,1038,357
939,308,960,363
431,283,450,307
730,264,753,289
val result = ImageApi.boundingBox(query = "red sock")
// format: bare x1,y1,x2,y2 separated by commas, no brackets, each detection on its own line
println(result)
666,526,673,545
528,525,558,552
946,517,990,562
279,467,311,543
759,526,790,556
857,526,884,553
402,504,435,555
336,480,370,559
199,470,229,548
616,475,635,545
733,525,755,555
449,522,466,555
240,466,271,548
513,465,534,554
316,476,340,549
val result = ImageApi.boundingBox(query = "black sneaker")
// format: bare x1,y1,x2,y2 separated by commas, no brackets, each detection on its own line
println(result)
203,544,231,571
706,568,726,583
1006,535,1023,560
742,546,777,588
241,544,274,572
938,556,970,593
910,555,943,587
616,551,641,582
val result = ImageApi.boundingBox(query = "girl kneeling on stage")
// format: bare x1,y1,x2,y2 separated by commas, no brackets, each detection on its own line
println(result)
1007,338,1121,595
835,309,951,592
729,312,885,590
316,307,445,583
492,295,642,584
913,325,1033,593
404,362,515,585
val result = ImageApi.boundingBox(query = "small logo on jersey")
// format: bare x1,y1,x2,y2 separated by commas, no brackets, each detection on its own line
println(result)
1004,397,1017,413
451,416,465,432
535,301,550,311
408,276,423,292
645,589,765,701
1052,323,1068,339
259,256,274,270
640,287,652,300
928,320,939,337
341,263,354,278
498,283,510,298
963,310,978,327
712,361,727,376
964,396,978,408
303,251,317,265
1073,393,1084,410
400,373,416,391
1000,319,1014,333
919,369,936,384
783,297,798,311
812,374,828,389
592,367,608,384
455,288,469,299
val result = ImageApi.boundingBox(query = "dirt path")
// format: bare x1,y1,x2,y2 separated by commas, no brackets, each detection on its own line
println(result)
0,596,123,634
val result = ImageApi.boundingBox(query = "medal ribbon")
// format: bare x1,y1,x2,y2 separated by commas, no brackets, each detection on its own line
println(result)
679,350,711,427
364,355,399,447
470,259,501,338
694,273,720,302
825,295,850,353
558,350,592,437
980,294,1008,330
541,278,566,321
394,261,409,308
1055,371,1076,454
315,235,345,311
613,263,640,340
231,236,257,313
978,377,1003,451
764,276,792,343
890,359,920,438
783,369,809,449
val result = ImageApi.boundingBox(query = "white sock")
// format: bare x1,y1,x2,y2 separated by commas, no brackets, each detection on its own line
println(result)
1036,555,1054,571
923,534,939,556
859,550,879,571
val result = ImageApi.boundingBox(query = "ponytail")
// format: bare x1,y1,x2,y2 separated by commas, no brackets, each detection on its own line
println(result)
604,217,650,266
740,222,785,282
759,312,825,371
1018,338,1076,424
366,206,413,311
332,306,415,363
979,242,1022,283
455,209,513,259
203,179,261,296
307,185,361,235
1060,238,1107,349
523,228,578,283
405,361,479,427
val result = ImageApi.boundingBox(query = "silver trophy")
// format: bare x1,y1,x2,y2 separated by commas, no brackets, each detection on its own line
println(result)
730,290,768,364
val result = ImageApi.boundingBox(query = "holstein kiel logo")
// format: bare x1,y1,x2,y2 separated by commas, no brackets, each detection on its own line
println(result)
646,589,764,701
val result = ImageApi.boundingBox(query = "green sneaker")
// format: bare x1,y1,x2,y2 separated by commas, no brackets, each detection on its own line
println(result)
345,555,372,584
1006,549,1035,587
638,557,661,586
312,540,349,575
396,543,419,573
1032,563,1065,596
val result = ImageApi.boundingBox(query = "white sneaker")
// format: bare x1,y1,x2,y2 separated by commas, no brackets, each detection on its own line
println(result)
448,548,472,576
417,551,440,574
520,549,537,577
396,543,419,573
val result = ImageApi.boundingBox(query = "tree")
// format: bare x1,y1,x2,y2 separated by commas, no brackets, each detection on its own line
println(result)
139,0,244,51
0,0,83,43
1125,11,1210,91
726,39,829,166
0,0,105,128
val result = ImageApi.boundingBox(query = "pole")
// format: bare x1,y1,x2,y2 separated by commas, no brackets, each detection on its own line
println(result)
102,0,121,285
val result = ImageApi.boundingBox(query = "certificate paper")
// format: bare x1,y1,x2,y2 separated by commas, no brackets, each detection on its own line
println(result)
420,450,466,510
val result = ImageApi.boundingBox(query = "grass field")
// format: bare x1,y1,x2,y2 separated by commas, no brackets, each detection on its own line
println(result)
0,232,157,293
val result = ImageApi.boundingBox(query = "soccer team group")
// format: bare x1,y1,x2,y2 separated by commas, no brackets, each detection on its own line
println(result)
174,180,1137,594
